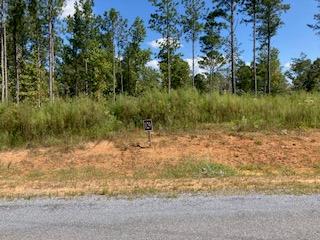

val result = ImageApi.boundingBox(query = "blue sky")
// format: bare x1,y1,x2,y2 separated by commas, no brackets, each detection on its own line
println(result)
64,0,320,71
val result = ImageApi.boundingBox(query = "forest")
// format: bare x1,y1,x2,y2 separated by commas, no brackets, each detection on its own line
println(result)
0,0,319,104
0,0,320,147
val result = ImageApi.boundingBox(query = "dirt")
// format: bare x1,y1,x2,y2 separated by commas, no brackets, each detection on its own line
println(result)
0,129,319,197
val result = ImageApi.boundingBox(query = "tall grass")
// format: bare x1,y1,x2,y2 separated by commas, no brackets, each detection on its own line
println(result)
0,89,320,148
0,98,119,148
110,89,320,130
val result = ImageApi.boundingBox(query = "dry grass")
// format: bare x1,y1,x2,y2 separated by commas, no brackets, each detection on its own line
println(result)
0,129,319,199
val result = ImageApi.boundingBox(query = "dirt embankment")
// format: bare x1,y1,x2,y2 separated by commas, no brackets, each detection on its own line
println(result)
0,130,319,198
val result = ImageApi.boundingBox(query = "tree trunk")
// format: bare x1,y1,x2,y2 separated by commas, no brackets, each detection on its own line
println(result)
166,1,171,94
113,39,116,102
230,0,236,94
267,17,271,94
168,39,171,94
1,0,7,102
37,41,41,107
192,36,195,88
253,1,257,95
120,63,124,94
13,31,21,104
267,36,271,94
1,23,4,103
85,58,88,95
192,0,195,88
48,3,54,102
3,17,7,102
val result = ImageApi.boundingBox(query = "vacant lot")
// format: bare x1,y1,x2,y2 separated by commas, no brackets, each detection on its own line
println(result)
0,129,319,198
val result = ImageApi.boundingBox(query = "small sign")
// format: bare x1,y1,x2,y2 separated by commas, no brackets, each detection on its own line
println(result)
143,119,153,132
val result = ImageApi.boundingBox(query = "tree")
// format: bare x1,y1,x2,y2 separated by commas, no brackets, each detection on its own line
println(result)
306,59,320,91
64,0,102,96
0,0,8,103
308,0,320,35
286,53,312,91
181,0,206,87
213,0,240,94
149,0,180,94
135,66,161,94
241,0,260,94
257,47,287,93
103,8,128,101
236,60,252,93
47,0,64,101
8,0,28,104
115,16,128,94
199,10,226,92
27,0,47,105
159,54,191,89
123,17,151,95
194,73,207,92
257,0,289,94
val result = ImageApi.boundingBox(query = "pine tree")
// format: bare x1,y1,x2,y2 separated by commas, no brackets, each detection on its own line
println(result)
0,0,8,102
8,0,28,103
256,0,289,94
241,0,260,95
181,0,206,87
149,0,180,94
123,17,150,95
308,0,320,35
213,0,240,94
199,10,226,92
102,8,129,101
47,0,64,101
27,0,46,105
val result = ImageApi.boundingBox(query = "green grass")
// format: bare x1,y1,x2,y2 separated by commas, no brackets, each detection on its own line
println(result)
1,89,320,148
160,160,237,179
238,163,296,176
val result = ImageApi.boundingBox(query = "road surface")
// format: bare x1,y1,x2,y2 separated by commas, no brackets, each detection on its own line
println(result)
1,195,320,240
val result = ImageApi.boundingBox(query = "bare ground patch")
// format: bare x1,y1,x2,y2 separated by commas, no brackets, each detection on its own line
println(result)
0,129,319,198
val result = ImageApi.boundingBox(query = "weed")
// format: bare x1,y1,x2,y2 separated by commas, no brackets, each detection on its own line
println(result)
160,159,237,179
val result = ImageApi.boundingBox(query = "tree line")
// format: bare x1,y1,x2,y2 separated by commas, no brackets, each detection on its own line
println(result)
0,0,320,104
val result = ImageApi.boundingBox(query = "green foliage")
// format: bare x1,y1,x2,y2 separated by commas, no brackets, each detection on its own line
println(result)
111,89,320,130
308,0,320,35
2,90,320,148
256,48,287,93
199,9,226,77
0,98,119,148
160,159,237,179
160,55,191,89
236,61,252,93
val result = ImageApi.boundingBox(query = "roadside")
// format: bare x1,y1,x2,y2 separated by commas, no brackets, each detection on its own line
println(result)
0,129,319,198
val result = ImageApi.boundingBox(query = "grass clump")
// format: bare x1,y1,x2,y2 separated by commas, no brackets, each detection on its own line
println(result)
160,159,237,179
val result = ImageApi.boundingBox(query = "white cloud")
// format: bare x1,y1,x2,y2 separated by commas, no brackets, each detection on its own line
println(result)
146,58,207,75
185,57,206,75
149,39,162,49
62,0,79,18
284,62,292,70
146,60,160,70
148,38,183,49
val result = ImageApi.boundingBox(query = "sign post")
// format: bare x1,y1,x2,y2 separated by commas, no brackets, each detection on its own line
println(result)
143,119,153,147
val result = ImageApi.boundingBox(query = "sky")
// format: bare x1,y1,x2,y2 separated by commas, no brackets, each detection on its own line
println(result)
63,0,320,73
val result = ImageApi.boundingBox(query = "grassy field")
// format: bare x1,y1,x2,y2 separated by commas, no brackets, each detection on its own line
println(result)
1,89,320,149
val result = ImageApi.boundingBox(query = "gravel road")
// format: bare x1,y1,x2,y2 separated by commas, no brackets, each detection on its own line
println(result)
1,195,320,240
